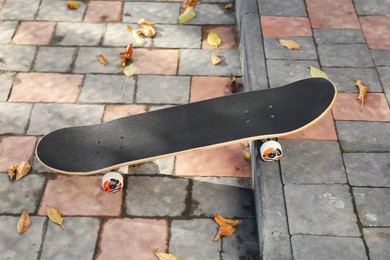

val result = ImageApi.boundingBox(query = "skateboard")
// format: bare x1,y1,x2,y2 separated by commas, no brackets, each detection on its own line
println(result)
36,78,337,175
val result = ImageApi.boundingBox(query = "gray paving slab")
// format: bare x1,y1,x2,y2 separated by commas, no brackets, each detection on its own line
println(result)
353,0,390,15
285,184,360,236
37,0,86,22
41,217,101,259
136,75,190,104
353,188,390,226
0,45,36,72
236,0,259,24
191,179,255,218
34,47,76,72
371,50,390,66
0,174,46,214
377,67,390,104
73,47,123,74
28,104,104,135
336,122,390,153
185,4,236,25
0,72,14,101
318,44,374,67
53,22,105,46
344,153,390,187
0,0,40,20
264,37,317,60
266,60,320,88
291,235,367,260
257,0,307,16
126,157,175,175
313,29,366,44
125,176,188,217
0,103,33,135
122,2,180,24
178,49,241,76
169,219,220,260
79,74,135,103
0,216,46,260
0,21,18,44
192,176,252,189
323,67,382,92
280,140,347,184
363,228,390,260
103,23,153,48
154,24,202,49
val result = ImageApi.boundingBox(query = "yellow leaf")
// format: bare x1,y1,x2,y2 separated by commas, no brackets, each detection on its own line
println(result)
47,206,65,229
243,151,251,162
214,214,241,227
132,30,146,46
154,249,179,260
309,66,328,79
126,25,134,32
178,7,196,24
225,3,234,9
17,208,31,234
213,225,235,242
278,39,301,50
211,52,222,65
67,0,80,10
98,54,107,65
16,160,31,180
123,64,136,77
8,165,17,180
137,19,156,38
207,29,222,48
355,79,368,110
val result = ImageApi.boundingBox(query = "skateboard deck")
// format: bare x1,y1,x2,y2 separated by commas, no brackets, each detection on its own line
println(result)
36,78,337,175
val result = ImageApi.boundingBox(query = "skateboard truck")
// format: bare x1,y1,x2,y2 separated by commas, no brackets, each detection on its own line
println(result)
260,140,283,162
102,172,123,193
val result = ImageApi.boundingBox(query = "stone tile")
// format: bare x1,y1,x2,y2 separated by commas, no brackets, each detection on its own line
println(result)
0,174,45,213
132,49,178,75
318,44,374,67
84,1,122,22
154,24,202,49
306,0,360,29
175,144,251,177
37,0,86,21
191,179,255,218
53,22,104,46
79,74,134,103
190,76,230,102
0,103,33,134
0,45,36,71
126,157,175,175
264,37,317,60
179,49,241,76
353,0,390,15
285,184,360,236
202,25,238,49
266,60,320,88
313,29,365,44
292,235,367,260
38,175,122,216
0,72,15,101
336,122,390,152
136,75,190,104
332,93,390,121
12,21,55,46
280,140,347,184
41,217,100,259
122,2,180,24
103,104,147,122
353,188,390,226
371,50,390,66
192,176,252,189
103,23,152,47
97,218,167,260
0,216,45,259
258,0,307,16
363,228,390,260
360,16,390,49
282,111,337,140
73,47,123,74
170,219,221,259
34,47,76,72
0,21,18,44
378,67,390,102
185,4,236,25
125,176,188,216
28,104,104,135
344,153,390,187
261,16,312,37
9,73,83,103
0,0,40,20
323,68,382,92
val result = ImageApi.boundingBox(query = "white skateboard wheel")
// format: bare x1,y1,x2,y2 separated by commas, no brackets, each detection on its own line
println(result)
102,172,123,193
260,140,283,162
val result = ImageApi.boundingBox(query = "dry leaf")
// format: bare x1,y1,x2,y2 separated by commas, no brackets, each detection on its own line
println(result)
309,66,328,79
67,0,80,10
226,74,237,94
124,12,131,17
137,19,156,38
154,249,179,260
120,44,133,60
16,160,31,180
211,52,222,65
243,151,251,162
214,214,241,227
225,3,234,9
98,54,107,66
178,6,196,24
355,79,368,110
47,206,65,229
181,0,200,13
207,29,222,48
17,208,31,234
122,65,136,97
8,165,17,180
213,225,235,242
133,30,146,46
278,39,301,50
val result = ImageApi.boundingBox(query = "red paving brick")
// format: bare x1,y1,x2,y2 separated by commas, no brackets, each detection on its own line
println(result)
332,93,390,121
175,144,251,177
37,175,122,216
9,73,83,103
102,104,148,122
360,16,390,49
84,1,122,22
96,218,168,260
132,49,178,75
306,0,360,29
202,26,238,50
190,76,230,102
0,0,4,9
0,136,37,172
261,16,312,37
12,21,55,45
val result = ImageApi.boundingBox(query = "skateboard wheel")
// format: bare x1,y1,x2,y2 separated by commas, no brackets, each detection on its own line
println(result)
260,141,283,162
102,172,123,193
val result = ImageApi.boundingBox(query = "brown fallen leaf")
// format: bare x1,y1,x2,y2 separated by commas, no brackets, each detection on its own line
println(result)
98,54,107,66
213,224,235,242
67,0,80,10
120,43,133,59
47,206,65,229
211,52,222,65
154,249,179,260
225,74,237,94
355,78,368,110
17,208,31,234
225,3,234,9
123,12,131,17
278,39,301,50
8,165,17,180
181,0,201,13
214,214,241,227
16,160,31,180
